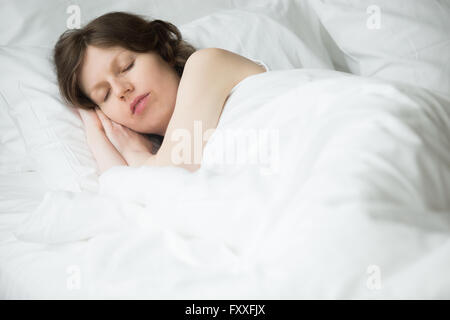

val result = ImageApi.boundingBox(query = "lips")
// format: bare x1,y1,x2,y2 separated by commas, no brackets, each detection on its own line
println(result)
130,92,150,114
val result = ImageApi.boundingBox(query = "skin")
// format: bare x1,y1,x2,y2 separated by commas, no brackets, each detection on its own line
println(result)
78,45,181,136
77,46,267,172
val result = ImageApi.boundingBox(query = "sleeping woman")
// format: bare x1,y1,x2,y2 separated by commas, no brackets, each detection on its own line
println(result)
53,11,266,174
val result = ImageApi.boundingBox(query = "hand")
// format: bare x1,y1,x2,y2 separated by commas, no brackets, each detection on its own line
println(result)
94,108,154,166
78,108,103,132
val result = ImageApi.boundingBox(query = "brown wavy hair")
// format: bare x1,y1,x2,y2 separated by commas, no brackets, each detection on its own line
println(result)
52,11,196,148
53,11,196,111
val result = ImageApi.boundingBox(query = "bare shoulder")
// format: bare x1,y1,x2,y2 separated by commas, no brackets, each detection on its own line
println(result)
183,48,267,92
155,48,266,172
187,48,266,70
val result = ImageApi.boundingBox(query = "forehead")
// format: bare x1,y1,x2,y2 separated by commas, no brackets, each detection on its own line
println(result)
79,45,129,95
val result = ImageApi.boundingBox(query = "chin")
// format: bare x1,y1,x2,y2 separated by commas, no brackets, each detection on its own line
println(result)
138,123,162,136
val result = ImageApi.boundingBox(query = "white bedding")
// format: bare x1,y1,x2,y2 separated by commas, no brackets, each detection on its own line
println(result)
1,0,450,299
4,68,450,299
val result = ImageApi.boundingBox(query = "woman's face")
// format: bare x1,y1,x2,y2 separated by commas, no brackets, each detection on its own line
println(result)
79,45,181,136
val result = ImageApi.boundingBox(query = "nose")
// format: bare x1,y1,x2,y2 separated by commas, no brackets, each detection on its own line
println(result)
112,78,133,101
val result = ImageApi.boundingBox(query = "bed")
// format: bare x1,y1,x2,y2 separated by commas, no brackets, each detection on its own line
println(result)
1,0,449,299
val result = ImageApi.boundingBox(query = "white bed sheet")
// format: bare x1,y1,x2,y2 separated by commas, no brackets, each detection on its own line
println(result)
3,68,450,299
1,0,449,300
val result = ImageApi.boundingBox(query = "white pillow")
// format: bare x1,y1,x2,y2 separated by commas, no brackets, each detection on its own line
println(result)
0,0,333,66
0,92,35,174
232,0,336,70
180,9,334,70
310,0,450,96
0,0,238,47
0,46,100,192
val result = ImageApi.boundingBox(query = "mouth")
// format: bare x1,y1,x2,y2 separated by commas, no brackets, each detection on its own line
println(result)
130,92,150,115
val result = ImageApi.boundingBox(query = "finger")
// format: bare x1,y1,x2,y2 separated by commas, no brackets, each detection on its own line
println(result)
77,108,85,121
112,120,131,133
111,121,121,130
95,107,105,119
77,108,90,119
96,108,111,124
78,108,94,125
95,108,112,132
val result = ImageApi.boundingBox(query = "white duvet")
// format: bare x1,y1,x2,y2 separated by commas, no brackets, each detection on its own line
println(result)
6,68,450,299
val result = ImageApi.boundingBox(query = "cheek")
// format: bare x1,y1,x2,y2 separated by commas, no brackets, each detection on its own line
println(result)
103,108,125,126
167,80,179,108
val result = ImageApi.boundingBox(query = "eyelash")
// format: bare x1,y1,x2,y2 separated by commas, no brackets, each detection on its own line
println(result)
103,61,135,102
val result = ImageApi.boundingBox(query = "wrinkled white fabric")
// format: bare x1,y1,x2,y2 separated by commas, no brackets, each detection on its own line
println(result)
8,69,450,298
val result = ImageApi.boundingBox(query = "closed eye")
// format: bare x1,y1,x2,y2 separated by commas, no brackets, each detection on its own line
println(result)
103,61,134,102
104,89,110,102
122,61,134,73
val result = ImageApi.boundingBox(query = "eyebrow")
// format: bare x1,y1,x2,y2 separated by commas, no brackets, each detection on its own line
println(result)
87,50,127,98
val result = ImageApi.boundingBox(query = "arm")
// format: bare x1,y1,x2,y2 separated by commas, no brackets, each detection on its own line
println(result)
147,48,266,171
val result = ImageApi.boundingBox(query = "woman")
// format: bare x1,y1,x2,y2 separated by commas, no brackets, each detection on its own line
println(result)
53,11,266,174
